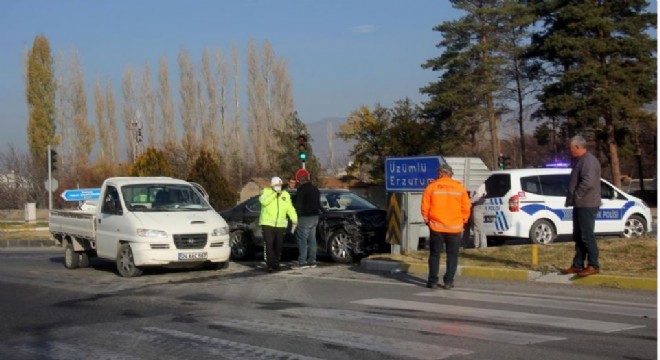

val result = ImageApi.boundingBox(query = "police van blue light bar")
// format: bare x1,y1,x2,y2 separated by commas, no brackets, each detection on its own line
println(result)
545,161,570,168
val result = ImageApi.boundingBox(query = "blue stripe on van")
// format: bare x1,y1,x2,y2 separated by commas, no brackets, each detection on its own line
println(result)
520,201,635,222
495,210,509,231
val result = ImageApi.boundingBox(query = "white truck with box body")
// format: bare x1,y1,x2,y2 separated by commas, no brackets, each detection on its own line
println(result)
49,177,231,277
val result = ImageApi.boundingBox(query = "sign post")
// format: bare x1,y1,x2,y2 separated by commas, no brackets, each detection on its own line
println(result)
385,156,445,254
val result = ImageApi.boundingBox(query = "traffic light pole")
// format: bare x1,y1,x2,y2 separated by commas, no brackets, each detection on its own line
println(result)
47,144,52,211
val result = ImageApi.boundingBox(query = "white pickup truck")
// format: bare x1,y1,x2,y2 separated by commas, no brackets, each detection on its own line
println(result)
49,177,231,277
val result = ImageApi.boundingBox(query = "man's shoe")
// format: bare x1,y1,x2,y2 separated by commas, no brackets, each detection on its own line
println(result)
307,264,317,269
577,266,599,277
560,266,584,274
426,283,439,289
443,283,454,290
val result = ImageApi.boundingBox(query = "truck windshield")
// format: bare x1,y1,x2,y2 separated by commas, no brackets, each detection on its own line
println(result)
122,184,212,212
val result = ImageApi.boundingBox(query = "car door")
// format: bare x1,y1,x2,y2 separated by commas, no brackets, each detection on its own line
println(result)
95,185,126,259
537,174,573,236
243,198,263,244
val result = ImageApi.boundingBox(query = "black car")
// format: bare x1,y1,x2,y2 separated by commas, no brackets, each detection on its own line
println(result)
219,189,387,263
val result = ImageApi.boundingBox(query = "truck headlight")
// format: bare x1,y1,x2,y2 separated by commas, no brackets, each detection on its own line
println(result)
136,229,168,238
212,226,229,236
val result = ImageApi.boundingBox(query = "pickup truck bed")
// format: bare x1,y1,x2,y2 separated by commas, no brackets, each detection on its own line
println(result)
49,210,96,241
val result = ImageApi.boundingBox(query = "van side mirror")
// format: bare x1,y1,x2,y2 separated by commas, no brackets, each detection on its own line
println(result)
113,200,123,215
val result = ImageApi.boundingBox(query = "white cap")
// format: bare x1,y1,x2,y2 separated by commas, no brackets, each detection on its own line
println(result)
270,176,283,186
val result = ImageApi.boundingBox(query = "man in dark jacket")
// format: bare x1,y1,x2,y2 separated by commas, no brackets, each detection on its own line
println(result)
562,135,602,277
293,172,323,268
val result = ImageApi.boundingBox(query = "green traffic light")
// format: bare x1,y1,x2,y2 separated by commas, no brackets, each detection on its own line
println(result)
299,152,307,161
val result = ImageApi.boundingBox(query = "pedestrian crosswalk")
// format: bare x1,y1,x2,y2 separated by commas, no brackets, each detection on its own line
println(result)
1,287,654,360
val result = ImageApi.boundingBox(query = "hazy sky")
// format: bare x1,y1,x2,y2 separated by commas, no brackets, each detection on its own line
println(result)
0,0,465,152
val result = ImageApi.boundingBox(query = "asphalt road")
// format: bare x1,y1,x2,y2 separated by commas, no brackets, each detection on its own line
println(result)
0,249,656,360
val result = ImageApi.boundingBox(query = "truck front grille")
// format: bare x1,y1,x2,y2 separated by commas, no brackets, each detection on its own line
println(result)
173,233,207,249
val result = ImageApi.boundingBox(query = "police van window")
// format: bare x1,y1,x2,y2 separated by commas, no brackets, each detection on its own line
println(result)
601,181,625,200
521,176,541,194
539,174,570,197
485,174,511,198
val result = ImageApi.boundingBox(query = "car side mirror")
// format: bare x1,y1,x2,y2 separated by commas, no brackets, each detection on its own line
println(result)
113,200,123,215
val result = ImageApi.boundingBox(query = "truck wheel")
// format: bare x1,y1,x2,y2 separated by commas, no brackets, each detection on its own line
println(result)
529,219,556,245
230,230,253,261
78,251,90,268
64,242,79,269
117,243,143,277
328,230,354,263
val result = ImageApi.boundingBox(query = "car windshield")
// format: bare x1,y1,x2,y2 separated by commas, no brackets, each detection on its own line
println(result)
321,192,378,211
122,184,211,212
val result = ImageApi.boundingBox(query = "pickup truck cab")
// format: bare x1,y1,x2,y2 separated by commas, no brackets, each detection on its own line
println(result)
50,177,231,277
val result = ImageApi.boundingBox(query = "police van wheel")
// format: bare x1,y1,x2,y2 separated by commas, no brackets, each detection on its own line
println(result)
529,219,556,245
623,215,646,238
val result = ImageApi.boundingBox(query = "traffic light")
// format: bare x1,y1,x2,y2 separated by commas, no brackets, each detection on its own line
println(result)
297,134,307,161
498,153,505,170
50,149,57,172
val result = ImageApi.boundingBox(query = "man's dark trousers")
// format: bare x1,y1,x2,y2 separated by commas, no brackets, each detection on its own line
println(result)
427,230,461,286
572,207,600,269
263,225,285,270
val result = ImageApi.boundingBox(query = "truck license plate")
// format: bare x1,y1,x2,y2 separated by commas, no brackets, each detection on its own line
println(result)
178,252,208,261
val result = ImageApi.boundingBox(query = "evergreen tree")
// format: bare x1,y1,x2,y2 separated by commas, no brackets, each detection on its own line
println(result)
272,112,321,184
421,0,511,167
529,0,656,186
129,147,174,177
25,34,56,181
187,150,237,210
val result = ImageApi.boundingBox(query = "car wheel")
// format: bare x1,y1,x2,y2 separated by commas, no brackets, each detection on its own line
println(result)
529,219,556,245
230,230,253,261
116,243,143,277
78,251,90,268
64,242,79,269
623,215,646,238
328,230,354,263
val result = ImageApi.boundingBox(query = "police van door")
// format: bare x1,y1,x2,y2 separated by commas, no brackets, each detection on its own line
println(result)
596,180,629,234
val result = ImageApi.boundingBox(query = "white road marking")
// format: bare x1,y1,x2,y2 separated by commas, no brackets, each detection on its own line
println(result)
117,327,325,360
352,298,645,333
16,341,143,360
279,307,565,345
209,317,473,359
416,290,657,318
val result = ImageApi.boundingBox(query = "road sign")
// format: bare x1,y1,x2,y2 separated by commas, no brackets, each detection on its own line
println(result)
385,156,444,192
295,168,310,182
60,188,101,202
44,179,59,193
386,193,402,245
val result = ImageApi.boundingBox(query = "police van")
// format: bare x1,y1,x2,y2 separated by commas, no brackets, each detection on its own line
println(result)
482,168,652,244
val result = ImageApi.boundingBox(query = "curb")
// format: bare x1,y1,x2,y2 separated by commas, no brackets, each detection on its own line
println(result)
361,259,657,291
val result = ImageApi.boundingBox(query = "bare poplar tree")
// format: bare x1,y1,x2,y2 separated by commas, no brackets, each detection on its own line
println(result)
121,66,139,161
200,49,217,152
246,40,269,172
214,48,230,162
93,78,109,163
327,121,335,171
140,61,157,148
178,49,199,165
229,43,243,184
105,79,119,163
69,51,95,170
157,57,176,149
54,52,74,176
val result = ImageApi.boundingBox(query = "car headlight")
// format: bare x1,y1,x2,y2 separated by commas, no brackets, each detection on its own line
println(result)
136,228,168,238
212,226,229,236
